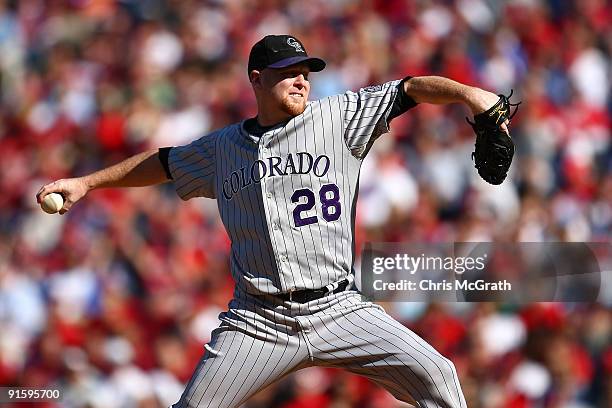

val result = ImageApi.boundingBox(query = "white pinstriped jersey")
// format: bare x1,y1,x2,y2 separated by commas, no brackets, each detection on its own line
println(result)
168,79,405,295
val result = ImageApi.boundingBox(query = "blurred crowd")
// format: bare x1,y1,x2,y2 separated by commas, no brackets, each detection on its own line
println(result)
0,0,611,407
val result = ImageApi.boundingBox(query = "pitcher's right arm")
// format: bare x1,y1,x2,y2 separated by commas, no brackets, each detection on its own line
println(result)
36,149,170,214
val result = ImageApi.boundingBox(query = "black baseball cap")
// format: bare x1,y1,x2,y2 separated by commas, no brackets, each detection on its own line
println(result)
248,35,326,77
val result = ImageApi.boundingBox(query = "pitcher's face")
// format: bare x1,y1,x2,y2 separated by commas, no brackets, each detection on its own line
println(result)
252,64,311,117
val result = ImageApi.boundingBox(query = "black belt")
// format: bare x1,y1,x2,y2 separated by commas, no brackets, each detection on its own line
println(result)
274,278,351,303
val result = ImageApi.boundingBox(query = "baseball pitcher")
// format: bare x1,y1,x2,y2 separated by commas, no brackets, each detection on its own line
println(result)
37,35,519,408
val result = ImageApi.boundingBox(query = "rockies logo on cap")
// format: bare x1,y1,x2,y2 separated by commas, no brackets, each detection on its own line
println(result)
287,38,305,53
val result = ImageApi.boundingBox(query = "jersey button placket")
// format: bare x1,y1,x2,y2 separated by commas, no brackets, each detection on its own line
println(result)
260,136,269,155
259,138,271,199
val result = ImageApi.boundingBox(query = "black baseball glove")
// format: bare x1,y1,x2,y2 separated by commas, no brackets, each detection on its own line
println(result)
467,90,521,185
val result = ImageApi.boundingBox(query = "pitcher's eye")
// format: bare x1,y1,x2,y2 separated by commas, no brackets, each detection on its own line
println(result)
280,70,309,81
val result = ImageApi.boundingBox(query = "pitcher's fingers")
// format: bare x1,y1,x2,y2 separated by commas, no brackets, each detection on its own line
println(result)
501,119,510,136
59,196,77,215
36,181,59,203
36,185,51,203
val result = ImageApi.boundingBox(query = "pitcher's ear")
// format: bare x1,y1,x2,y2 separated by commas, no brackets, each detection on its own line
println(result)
249,70,262,86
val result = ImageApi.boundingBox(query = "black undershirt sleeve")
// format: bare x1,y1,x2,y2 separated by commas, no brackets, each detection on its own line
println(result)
388,76,418,122
158,147,173,180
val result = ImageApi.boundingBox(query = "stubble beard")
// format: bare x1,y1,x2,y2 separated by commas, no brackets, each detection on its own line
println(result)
280,96,306,117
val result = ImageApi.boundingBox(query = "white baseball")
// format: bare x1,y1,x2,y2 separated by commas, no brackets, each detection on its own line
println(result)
41,193,64,214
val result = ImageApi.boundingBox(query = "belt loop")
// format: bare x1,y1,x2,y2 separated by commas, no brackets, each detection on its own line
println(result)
289,290,293,302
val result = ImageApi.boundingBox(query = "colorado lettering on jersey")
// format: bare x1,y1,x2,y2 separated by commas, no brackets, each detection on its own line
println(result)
222,152,331,200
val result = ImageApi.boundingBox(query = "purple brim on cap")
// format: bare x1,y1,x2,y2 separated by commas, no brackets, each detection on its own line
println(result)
267,56,326,71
